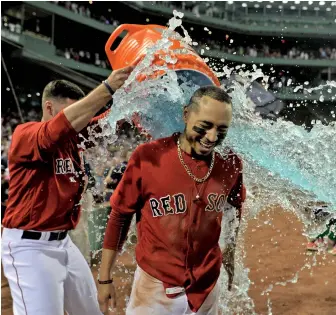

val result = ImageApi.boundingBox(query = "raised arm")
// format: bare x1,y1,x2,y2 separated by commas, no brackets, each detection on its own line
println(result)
10,66,134,163
64,66,133,132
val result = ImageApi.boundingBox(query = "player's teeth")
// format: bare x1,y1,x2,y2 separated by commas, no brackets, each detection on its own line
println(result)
201,142,212,148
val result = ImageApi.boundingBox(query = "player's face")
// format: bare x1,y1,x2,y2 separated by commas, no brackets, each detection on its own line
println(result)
183,96,232,156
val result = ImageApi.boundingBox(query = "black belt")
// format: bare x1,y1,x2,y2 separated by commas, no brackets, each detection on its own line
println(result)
21,230,68,241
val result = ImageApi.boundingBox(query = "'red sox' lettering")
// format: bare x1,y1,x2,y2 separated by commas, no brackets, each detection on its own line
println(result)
55,158,75,175
150,193,187,217
149,193,227,217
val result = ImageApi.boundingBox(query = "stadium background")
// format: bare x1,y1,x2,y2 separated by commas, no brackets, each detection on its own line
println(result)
1,1,336,314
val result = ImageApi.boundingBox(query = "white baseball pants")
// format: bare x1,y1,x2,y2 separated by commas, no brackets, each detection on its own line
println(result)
126,266,219,315
1,228,101,315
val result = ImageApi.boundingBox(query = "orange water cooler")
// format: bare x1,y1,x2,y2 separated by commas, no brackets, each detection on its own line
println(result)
105,24,220,86
105,24,220,134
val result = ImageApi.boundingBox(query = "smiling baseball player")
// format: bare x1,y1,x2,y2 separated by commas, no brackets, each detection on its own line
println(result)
1,66,133,315
98,86,246,315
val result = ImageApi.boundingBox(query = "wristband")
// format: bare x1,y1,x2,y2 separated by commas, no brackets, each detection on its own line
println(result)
102,80,114,96
98,279,113,284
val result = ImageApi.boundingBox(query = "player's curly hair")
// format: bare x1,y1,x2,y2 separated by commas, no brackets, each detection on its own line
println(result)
42,80,85,103
187,86,232,111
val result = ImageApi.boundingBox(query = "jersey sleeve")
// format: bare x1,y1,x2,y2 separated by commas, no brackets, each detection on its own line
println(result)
9,110,77,163
103,148,143,251
227,161,246,220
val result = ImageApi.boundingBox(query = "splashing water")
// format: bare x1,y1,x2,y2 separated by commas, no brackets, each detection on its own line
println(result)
88,10,336,314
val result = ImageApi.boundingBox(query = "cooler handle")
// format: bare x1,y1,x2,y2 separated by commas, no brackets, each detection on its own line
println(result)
105,24,147,56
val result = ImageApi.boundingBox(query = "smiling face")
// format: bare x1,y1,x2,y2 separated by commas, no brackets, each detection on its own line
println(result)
183,95,232,157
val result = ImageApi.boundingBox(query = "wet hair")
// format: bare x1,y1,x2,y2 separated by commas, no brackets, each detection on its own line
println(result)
42,80,85,103
187,86,232,112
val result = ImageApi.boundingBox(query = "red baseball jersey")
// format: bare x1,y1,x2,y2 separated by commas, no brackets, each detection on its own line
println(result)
103,132,245,312
2,110,104,231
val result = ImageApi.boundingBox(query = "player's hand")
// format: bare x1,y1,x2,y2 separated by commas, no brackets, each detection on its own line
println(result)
98,282,117,314
106,65,134,92
222,245,235,291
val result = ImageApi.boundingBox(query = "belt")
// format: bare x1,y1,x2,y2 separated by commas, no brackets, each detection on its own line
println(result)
21,230,68,241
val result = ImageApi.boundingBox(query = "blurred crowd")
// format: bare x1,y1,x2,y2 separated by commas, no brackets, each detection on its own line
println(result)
154,1,335,21
56,42,336,71
153,1,226,18
201,39,336,60
54,1,120,27
2,0,335,77
1,15,22,34
1,105,41,219
56,48,110,69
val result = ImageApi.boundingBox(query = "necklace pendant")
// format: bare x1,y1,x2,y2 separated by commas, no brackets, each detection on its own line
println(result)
193,194,201,203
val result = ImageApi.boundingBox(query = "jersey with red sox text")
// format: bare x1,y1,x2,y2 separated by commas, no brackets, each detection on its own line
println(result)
2,110,106,231
103,132,246,312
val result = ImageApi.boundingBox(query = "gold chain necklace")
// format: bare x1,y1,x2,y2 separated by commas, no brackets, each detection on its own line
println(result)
177,139,215,184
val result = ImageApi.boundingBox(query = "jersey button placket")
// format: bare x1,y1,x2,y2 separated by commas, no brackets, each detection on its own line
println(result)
184,186,193,270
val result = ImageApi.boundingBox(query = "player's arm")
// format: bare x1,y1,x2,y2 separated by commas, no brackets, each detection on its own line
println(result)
104,166,114,186
11,66,133,161
98,149,143,313
64,66,133,132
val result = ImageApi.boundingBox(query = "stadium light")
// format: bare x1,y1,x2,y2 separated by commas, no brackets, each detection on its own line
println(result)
326,7,331,11
282,0,288,3
266,4,272,8
302,6,308,10
314,7,320,10
294,0,300,4
319,1,325,5
308,1,313,4
290,5,296,9
254,4,260,8
242,3,247,7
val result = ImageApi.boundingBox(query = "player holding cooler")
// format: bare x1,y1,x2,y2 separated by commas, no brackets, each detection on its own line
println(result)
98,86,246,315
1,66,133,315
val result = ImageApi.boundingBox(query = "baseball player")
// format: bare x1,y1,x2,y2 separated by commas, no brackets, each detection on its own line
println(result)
98,86,246,315
1,65,133,315
305,204,336,254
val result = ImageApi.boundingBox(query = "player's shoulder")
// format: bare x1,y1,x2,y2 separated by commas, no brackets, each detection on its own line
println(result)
13,121,41,134
215,147,243,168
12,121,42,140
134,134,176,156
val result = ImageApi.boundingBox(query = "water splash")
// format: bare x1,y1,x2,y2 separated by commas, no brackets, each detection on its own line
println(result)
87,10,336,314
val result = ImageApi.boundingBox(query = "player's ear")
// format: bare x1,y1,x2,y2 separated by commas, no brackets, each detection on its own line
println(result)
183,105,189,124
45,100,54,117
